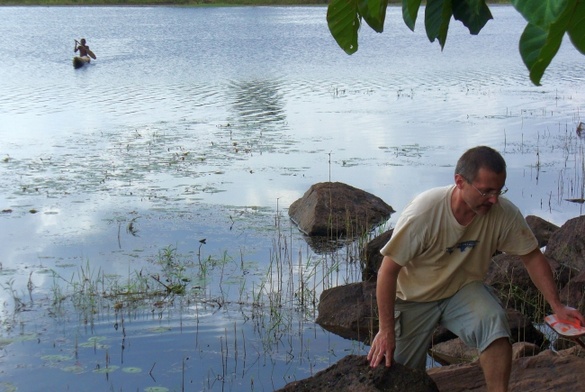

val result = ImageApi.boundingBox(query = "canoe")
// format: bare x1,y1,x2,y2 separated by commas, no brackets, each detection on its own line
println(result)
73,56,91,69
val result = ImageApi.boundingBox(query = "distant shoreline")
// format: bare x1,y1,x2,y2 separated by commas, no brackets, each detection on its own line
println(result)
0,1,511,7
0,0,405,6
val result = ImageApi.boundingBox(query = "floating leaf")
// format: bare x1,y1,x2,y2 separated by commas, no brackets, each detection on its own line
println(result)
79,341,109,349
93,365,119,374
0,382,17,392
122,367,142,373
149,326,172,333
41,354,73,362
62,365,85,374
87,336,107,343
0,338,14,349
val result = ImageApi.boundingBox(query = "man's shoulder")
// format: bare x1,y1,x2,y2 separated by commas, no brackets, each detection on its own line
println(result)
413,185,452,203
402,185,452,217
492,196,521,215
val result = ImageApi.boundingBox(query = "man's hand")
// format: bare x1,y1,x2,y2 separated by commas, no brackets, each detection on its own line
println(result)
552,305,585,327
367,328,395,368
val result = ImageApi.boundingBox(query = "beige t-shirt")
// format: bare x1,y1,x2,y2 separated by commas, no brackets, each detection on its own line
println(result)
380,185,538,302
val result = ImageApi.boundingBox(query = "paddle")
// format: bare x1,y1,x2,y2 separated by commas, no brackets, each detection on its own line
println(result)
75,39,96,60
544,314,585,348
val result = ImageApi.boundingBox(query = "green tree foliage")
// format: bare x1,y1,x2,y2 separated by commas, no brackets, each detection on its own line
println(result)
327,0,585,85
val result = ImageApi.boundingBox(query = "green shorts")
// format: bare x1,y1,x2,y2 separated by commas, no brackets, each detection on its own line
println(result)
393,281,511,370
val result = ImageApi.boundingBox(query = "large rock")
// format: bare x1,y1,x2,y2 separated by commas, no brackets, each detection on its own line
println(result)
429,338,479,365
545,215,585,271
316,281,377,344
560,269,585,313
525,215,560,248
276,355,439,392
360,229,393,282
485,253,573,320
288,182,394,237
428,349,585,391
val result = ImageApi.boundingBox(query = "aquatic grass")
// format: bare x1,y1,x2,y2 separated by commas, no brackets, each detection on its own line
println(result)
4,206,365,390
0,278,27,313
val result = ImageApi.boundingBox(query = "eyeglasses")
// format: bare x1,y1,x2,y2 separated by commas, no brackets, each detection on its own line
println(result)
468,182,508,198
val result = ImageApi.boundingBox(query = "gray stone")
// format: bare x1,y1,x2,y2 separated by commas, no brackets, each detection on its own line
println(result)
288,182,394,238
545,215,585,271
276,354,439,392
525,215,560,248
316,281,377,344
428,349,585,391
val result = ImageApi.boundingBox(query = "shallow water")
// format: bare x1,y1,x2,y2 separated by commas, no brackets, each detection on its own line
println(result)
0,4,584,391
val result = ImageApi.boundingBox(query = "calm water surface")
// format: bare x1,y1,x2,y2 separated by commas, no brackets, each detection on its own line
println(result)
0,5,584,391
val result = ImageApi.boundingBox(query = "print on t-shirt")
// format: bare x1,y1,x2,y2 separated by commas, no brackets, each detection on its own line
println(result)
446,240,479,254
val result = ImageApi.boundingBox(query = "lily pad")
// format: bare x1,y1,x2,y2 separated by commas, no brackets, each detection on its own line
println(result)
79,341,109,349
145,387,170,392
122,366,142,373
0,382,17,392
93,365,119,374
149,327,171,333
14,333,37,342
87,336,107,343
79,336,109,349
0,338,14,349
41,354,73,362
62,365,85,374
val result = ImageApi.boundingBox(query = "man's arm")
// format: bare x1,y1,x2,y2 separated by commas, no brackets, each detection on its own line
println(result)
367,256,402,368
520,248,585,325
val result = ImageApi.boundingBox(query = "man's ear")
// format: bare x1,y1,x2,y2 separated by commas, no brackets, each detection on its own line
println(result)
454,174,466,189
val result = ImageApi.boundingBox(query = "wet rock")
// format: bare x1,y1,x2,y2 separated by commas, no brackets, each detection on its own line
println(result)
545,215,585,271
429,338,479,365
559,269,585,313
288,182,394,238
427,360,486,391
276,354,439,392
485,253,573,319
512,342,541,359
360,229,393,282
428,349,585,391
316,281,377,344
525,215,559,248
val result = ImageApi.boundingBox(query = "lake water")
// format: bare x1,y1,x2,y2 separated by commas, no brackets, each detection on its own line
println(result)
1,4,584,392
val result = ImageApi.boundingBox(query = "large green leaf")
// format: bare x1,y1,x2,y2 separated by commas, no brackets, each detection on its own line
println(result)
511,0,569,28
452,0,493,35
402,0,422,31
567,1,585,54
425,0,453,48
327,0,361,55
359,0,388,33
518,9,571,85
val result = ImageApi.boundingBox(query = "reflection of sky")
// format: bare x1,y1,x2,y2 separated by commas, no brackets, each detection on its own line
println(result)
2,301,356,391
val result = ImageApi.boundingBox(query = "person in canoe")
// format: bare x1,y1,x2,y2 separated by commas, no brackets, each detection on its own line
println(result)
74,38,96,59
